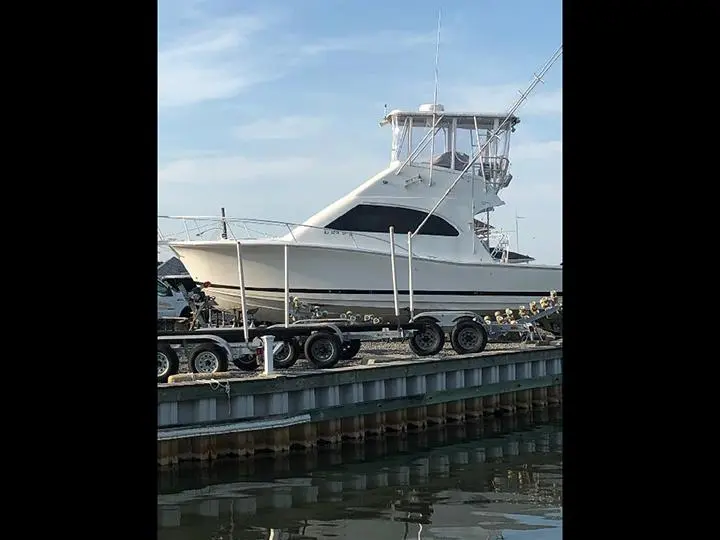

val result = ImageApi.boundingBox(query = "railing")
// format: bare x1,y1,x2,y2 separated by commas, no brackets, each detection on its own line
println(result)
241,226,406,339
396,152,511,189
158,215,417,254
489,232,512,263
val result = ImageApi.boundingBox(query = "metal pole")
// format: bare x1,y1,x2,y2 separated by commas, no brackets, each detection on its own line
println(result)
427,10,441,187
235,241,249,343
284,244,289,328
262,335,274,376
221,207,228,239
407,232,414,319
389,226,400,319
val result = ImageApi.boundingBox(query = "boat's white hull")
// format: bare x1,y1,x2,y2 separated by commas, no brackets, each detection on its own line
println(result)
171,242,562,323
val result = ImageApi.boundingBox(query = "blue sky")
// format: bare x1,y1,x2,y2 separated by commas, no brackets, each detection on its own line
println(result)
158,0,563,264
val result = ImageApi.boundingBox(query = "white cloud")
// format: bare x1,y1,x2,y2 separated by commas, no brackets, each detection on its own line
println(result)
298,30,436,56
492,139,562,263
523,88,563,115
510,140,562,191
160,0,212,21
512,140,562,160
158,63,262,108
157,147,387,213
158,7,436,109
446,84,562,116
158,155,316,185
232,116,331,140
158,14,281,108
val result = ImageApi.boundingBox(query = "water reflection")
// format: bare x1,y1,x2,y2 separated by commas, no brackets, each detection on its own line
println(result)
158,406,562,539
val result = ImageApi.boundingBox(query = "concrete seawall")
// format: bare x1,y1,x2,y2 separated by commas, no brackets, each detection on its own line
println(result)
158,346,563,465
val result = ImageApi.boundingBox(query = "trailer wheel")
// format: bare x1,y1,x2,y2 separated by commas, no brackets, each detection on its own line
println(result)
190,343,229,374
340,339,362,360
450,319,488,354
232,354,259,371
273,339,300,369
409,321,445,356
157,344,179,383
304,332,342,368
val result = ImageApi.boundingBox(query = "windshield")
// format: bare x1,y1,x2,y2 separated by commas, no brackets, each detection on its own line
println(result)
157,279,171,296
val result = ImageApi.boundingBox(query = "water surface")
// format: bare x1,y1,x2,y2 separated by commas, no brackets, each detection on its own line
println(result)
158,407,562,539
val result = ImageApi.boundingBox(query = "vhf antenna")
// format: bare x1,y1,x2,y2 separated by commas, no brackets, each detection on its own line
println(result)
427,9,442,187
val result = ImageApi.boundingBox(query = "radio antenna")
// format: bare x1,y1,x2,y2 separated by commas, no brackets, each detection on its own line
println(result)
427,9,442,187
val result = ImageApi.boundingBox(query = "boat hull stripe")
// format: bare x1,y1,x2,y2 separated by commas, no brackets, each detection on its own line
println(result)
199,283,563,297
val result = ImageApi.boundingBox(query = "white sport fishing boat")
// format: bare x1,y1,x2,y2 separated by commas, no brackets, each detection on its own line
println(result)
165,110,563,322
165,49,563,324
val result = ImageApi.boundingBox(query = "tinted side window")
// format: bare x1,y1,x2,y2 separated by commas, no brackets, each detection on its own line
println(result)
157,281,171,296
326,204,459,237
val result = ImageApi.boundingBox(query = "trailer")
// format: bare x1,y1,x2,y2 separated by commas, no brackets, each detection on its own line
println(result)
157,307,495,383
155,303,566,383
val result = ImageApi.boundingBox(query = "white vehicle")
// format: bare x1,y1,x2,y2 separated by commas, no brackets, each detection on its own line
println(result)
157,278,191,320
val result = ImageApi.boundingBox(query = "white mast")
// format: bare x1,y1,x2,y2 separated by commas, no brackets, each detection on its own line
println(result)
427,10,441,188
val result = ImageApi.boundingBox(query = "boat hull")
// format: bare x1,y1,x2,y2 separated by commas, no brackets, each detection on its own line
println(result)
170,242,563,323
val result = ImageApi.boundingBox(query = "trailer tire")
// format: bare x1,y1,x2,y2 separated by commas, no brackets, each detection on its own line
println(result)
409,321,445,356
190,343,229,374
273,339,300,369
304,332,342,369
450,319,488,354
340,339,362,360
233,354,259,371
157,344,179,383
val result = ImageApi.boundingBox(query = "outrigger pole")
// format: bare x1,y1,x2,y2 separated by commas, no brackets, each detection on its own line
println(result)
412,45,563,238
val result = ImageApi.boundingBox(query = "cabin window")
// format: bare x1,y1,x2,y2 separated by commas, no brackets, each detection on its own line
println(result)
326,204,459,237
157,280,172,297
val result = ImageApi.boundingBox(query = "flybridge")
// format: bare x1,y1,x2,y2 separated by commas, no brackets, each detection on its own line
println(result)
381,102,517,197
380,44,562,239
380,104,520,131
